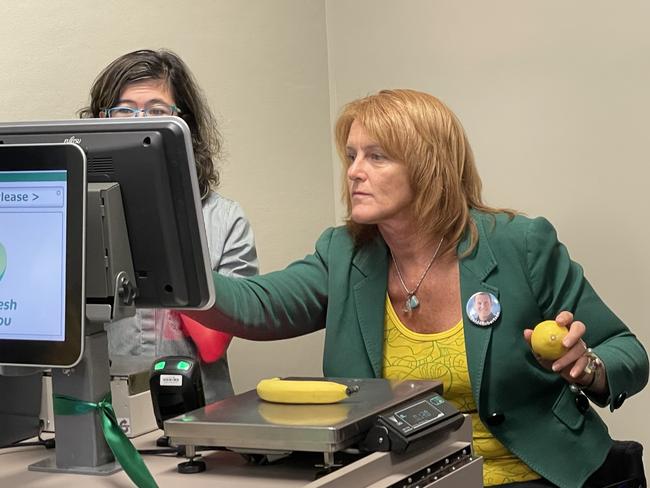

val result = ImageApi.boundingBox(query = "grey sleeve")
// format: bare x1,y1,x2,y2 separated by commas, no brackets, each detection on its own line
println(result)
203,196,259,278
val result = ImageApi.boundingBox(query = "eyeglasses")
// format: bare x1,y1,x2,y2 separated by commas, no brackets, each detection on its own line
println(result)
103,104,181,118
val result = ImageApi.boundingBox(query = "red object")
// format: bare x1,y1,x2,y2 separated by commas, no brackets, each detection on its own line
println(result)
178,313,233,363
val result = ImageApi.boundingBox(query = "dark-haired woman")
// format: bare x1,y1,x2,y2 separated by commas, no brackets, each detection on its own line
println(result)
80,49,258,403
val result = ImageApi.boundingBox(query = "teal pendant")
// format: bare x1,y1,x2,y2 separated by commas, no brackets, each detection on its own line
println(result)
404,294,420,313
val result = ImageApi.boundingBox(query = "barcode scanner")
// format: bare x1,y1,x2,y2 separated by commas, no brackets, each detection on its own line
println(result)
149,356,205,434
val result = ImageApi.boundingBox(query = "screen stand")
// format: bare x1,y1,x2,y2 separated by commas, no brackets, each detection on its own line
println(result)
29,320,120,475
30,183,137,476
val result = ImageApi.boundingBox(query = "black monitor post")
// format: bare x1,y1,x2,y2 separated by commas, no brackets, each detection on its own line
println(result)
0,118,215,476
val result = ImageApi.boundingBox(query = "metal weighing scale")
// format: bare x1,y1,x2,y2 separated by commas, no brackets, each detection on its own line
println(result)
165,378,483,487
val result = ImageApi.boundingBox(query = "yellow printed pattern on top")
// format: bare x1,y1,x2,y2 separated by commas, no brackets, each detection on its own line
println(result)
382,295,541,486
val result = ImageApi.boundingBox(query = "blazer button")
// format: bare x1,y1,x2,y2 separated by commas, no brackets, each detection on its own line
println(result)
613,392,627,410
575,394,590,414
486,412,505,426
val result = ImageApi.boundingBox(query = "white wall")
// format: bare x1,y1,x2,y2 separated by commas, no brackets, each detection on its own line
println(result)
326,0,650,447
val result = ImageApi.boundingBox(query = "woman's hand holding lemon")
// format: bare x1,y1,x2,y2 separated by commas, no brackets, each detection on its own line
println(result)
523,311,604,392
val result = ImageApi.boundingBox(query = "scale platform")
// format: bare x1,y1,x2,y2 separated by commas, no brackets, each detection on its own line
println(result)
164,379,483,487
165,378,443,455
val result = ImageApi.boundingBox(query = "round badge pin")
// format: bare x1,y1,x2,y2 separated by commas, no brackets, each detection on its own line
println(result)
466,291,501,327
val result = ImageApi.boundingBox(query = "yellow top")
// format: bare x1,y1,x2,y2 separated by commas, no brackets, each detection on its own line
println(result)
382,295,541,486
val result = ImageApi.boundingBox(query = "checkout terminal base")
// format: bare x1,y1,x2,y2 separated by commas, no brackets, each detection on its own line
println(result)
28,456,122,476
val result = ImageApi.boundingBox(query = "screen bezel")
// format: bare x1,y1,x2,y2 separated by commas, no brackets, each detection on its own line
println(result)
0,143,86,368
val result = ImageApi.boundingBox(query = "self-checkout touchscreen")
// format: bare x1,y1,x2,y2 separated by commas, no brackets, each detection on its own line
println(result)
0,170,68,341
0,143,85,368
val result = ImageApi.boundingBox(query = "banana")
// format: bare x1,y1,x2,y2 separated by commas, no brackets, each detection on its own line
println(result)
255,377,360,404
258,402,351,426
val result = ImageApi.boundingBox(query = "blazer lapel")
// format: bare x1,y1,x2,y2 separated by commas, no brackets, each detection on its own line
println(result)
459,212,499,404
352,236,389,378
348,213,500,387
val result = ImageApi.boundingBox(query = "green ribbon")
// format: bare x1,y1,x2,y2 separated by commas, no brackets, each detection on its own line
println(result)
54,393,158,488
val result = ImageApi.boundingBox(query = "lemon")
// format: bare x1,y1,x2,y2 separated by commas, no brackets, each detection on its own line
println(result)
530,320,569,360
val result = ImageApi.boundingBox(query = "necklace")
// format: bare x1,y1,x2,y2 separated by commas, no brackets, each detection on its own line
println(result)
391,237,444,313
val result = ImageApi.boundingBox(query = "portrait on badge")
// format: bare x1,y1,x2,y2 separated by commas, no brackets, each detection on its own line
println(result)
467,292,501,327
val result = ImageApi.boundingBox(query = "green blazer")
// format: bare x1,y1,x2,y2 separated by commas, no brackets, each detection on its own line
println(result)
212,211,648,487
